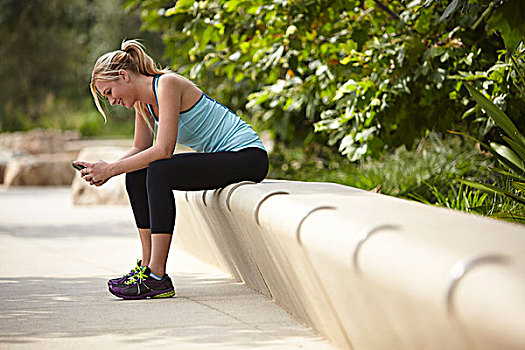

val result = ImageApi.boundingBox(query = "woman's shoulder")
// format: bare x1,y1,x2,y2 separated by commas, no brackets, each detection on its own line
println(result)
158,72,196,89
156,72,202,108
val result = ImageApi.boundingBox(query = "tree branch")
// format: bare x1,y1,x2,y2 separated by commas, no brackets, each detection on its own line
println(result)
373,0,400,20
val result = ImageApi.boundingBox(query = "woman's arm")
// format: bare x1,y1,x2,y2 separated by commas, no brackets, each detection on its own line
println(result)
108,76,181,175
78,75,182,184
75,103,156,186
118,107,155,160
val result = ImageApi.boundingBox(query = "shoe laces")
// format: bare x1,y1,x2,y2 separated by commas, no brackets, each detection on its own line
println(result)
124,266,147,285
123,259,143,279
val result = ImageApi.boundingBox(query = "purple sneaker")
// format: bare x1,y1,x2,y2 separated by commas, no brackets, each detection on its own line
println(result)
109,266,176,300
107,259,144,287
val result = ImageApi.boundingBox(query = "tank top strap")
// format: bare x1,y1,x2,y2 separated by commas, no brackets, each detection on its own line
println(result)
152,74,160,108
146,104,158,122
147,75,161,122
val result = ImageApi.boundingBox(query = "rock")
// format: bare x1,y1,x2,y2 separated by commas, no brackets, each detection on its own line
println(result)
71,147,130,206
62,130,82,142
0,146,27,184
4,152,77,186
0,129,81,155
65,139,133,153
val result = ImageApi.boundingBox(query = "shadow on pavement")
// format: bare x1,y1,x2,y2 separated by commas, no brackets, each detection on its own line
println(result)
0,274,315,348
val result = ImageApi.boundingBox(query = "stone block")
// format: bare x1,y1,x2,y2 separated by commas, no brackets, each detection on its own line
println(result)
0,129,80,155
4,152,77,186
71,147,129,206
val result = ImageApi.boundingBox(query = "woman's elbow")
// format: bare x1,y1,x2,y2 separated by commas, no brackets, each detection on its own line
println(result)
156,146,174,160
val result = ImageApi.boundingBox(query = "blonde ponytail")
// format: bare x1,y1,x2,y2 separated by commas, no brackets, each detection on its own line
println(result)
90,39,170,133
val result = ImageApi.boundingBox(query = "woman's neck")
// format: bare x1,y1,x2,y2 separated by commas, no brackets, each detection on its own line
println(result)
134,74,157,105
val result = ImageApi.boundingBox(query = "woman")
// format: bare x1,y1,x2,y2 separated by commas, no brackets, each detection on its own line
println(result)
74,40,268,300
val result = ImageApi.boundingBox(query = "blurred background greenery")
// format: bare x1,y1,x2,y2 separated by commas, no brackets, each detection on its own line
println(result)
0,0,166,135
1,0,523,222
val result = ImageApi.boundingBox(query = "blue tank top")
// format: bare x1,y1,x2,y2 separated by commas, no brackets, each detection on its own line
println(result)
146,75,265,153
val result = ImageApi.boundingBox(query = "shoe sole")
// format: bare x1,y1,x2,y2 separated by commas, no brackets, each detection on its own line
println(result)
109,288,176,300
153,290,176,298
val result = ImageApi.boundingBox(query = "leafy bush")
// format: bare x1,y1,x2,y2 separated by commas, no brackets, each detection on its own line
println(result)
271,131,495,194
126,0,524,160
452,83,525,222
270,129,525,221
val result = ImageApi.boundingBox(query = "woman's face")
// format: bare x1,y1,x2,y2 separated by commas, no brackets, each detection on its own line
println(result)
95,71,135,108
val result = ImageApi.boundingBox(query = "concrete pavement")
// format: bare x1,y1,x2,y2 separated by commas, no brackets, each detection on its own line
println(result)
0,186,333,349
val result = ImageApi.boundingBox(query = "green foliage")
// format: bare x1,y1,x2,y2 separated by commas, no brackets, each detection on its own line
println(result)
408,181,489,213
271,129,524,221
435,0,525,52
484,0,524,53
464,82,525,153
0,0,90,130
126,0,523,160
0,0,165,135
123,0,524,221
450,83,525,222
271,131,495,195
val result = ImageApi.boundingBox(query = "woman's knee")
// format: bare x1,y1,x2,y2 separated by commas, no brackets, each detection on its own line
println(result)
146,159,171,188
147,157,188,190
125,168,147,194
253,150,269,183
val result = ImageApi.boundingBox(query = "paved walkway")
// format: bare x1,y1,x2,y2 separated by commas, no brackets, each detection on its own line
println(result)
0,186,332,349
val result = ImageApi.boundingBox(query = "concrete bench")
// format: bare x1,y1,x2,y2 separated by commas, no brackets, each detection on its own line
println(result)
173,180,525,350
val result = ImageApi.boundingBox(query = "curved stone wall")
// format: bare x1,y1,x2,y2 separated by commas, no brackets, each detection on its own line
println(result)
173,180,525,350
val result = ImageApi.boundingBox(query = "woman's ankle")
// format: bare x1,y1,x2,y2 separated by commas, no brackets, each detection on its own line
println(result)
148,264,165,277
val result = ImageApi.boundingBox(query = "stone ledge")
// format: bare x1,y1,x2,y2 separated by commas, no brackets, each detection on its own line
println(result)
173,179,525,350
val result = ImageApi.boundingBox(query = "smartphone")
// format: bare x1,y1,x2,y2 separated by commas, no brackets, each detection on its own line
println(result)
72,162,86,171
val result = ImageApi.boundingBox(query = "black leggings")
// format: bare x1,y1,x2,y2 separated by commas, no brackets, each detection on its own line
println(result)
125,147,268,234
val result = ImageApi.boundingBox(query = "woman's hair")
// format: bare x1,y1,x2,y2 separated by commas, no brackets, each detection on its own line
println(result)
90,39,170,132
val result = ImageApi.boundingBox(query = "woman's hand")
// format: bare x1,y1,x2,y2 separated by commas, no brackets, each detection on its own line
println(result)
74,160,114,186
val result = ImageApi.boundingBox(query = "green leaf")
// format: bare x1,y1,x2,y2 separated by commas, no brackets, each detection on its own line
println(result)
165,0,195,16
225,0,245,13
489,212,525,224
122,0,137,11
490,142,525,172
513,181,525,192
490,166,525,182
461,106,477,119
464,83,525,150
448,130,525,175
503,136,525,162
461,180,525,205
407,193,432,204
487,0,525,52
440,0,460,21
